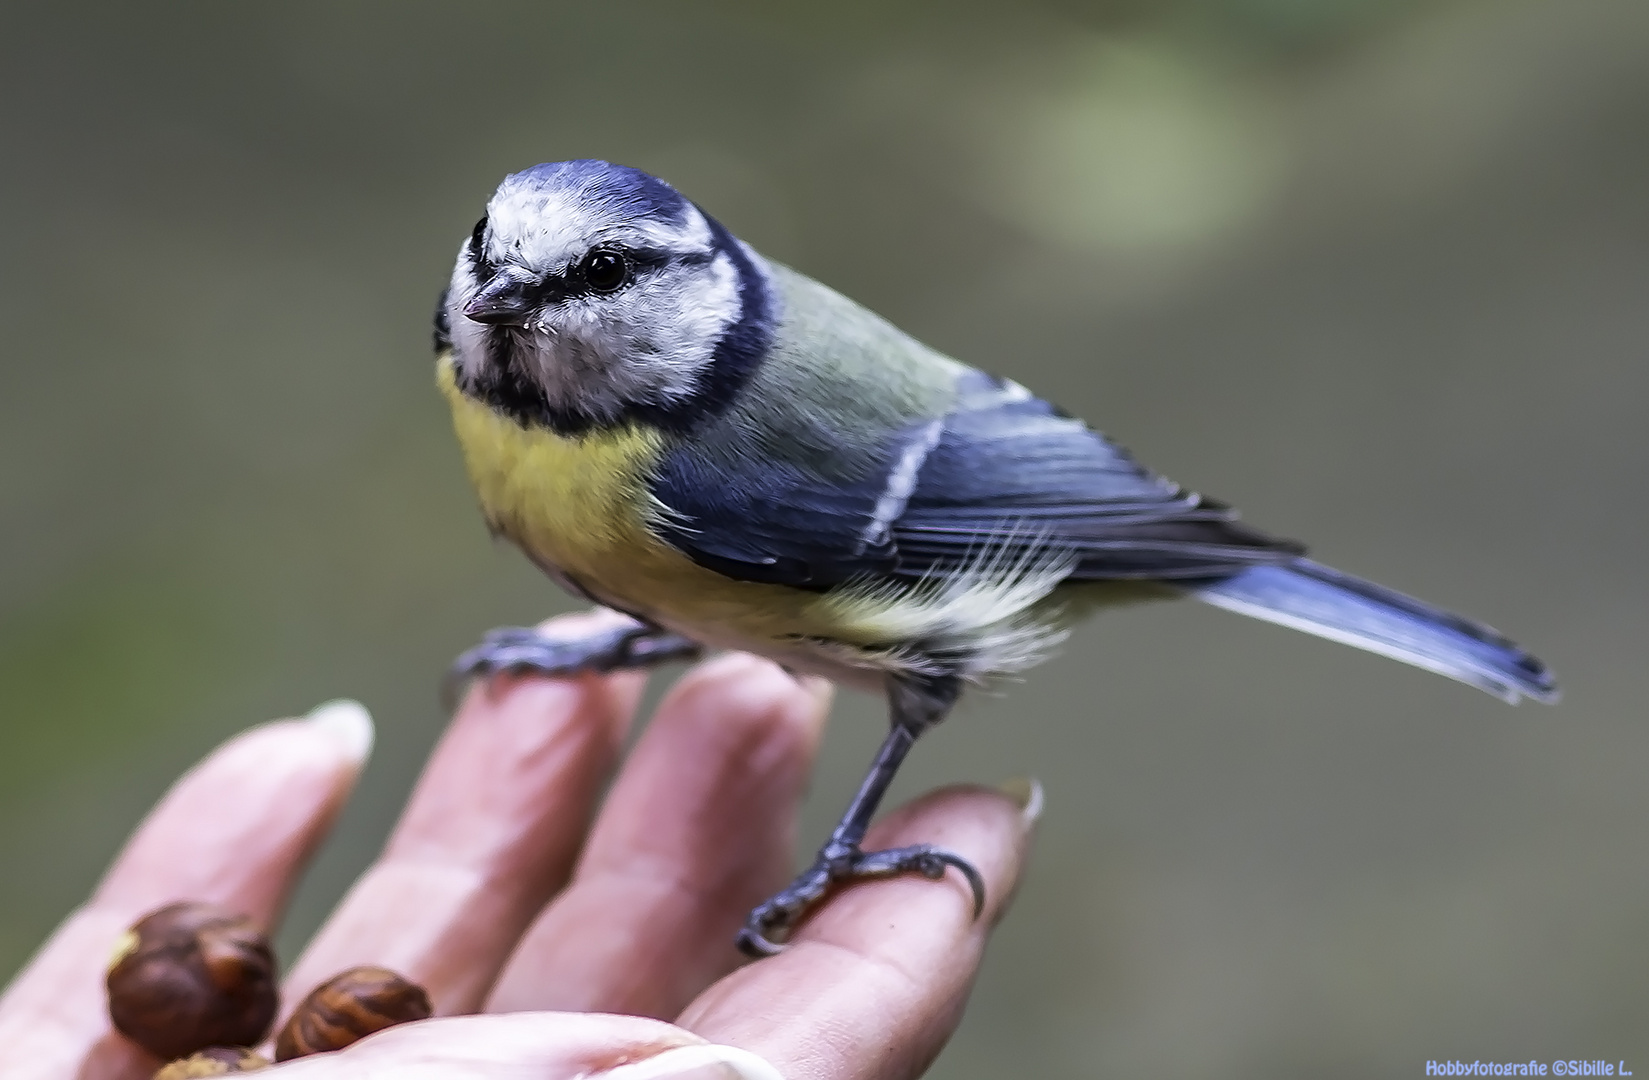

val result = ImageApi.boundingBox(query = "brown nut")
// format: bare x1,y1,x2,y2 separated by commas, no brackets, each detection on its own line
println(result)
152,1047,270,1079
106,901,278,1062
274,966,433,1061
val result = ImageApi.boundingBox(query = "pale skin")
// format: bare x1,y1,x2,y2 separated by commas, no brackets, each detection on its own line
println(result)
0,611,1038,1080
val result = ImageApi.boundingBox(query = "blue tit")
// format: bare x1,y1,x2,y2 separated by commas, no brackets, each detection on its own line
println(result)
435,159,1558,955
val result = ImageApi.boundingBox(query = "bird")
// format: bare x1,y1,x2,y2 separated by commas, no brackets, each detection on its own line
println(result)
434,159,1558,956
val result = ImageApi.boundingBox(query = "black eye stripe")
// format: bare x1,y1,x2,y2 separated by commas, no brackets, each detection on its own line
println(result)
550,245,682,299
464,236,711,303
469,215,497,278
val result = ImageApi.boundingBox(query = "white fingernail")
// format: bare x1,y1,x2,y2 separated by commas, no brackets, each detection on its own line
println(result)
998,776,1045,826
589,1043,785,1080
304,698,375,764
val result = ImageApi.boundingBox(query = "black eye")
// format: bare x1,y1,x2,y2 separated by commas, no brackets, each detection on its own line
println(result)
580,248,629,293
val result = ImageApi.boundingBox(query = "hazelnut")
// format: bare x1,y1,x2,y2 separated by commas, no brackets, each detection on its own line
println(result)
274,966,432,1061
152,1047,270,1079
107,902,278,1062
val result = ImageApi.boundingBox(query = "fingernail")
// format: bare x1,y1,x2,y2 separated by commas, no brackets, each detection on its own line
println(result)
304,699,375,764
589,1043,785,1080
997,776,1045,826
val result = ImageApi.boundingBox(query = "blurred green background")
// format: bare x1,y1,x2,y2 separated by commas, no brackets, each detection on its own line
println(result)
3,1,1645,1075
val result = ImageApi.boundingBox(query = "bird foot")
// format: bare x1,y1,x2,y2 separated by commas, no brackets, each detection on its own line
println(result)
736,842,986,958
444,620,702,707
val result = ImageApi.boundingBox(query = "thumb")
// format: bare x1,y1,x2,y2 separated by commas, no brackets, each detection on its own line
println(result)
263,1013,781,1080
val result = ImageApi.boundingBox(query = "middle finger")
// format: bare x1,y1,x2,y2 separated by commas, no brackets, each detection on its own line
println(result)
486,652,831,1019
281,612,646,1017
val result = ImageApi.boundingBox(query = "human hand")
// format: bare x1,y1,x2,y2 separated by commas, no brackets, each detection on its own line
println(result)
0,611,1040,1080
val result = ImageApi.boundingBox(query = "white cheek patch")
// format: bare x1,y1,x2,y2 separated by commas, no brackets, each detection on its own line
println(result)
527,249,742,419
445,256,494,383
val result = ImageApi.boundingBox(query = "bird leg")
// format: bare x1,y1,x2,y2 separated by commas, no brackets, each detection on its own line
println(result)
737,672,984,957
444,615,702,708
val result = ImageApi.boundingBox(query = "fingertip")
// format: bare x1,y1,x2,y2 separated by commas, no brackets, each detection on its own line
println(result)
458,656,648,751
675,650,789,693
302,698,375,766
90,710,377,926
656,654,833,786
793,673,835,710
535,607,647,638
457,609,659,731
164,709,373,807
177,714,371,827
665,653,833,744
854,782,1038,930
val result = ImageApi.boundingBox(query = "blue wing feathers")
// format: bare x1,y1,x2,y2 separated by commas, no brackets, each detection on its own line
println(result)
650,452,896,587
893,388,1300,578
651,371,1301,586
646,366,1556,704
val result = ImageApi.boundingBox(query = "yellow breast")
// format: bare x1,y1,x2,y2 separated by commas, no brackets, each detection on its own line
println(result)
438,357,843,649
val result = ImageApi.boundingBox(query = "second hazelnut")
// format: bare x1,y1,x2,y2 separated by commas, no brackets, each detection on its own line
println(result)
274,966,432,1061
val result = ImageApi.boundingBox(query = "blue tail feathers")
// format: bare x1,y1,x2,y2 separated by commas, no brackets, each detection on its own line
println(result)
1192,559,1558,704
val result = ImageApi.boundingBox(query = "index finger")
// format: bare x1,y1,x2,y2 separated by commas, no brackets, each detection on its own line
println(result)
0,704,373,1080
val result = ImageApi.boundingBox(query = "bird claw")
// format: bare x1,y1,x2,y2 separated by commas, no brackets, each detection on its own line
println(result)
736,842,987,958
442,621,701,708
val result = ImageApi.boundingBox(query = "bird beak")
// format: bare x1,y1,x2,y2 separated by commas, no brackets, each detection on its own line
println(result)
462,266,539,326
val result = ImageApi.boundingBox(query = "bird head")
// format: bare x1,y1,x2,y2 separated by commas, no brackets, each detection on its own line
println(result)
444,160,771,435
